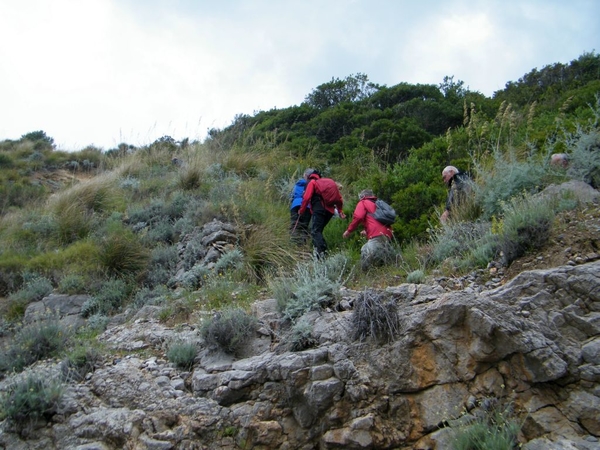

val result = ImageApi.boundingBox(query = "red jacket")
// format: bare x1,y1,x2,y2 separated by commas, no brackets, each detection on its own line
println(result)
299,174,341,215
346,197,393,239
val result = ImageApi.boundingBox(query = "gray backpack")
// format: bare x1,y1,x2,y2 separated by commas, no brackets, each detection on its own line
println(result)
369,199,396,226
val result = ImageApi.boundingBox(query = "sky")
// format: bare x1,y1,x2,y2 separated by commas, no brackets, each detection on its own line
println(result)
1,0,598,151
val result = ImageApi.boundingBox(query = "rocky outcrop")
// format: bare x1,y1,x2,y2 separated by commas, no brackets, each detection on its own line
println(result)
1,261,599,449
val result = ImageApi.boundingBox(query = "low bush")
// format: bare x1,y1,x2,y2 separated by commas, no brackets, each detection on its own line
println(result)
81,278,130,317
0,374,65,423
61,344,102,381
200,308,257,355
448,398,522,450
166,340,198,370
288,319,318,352
0,319,68,373
271,253,351,322
499,194,555,266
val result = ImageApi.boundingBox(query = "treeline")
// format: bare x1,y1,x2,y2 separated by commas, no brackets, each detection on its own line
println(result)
206,51,600,242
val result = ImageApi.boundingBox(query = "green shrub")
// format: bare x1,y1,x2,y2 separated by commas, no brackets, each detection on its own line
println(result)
406,269,425,284
81,278,130,317
271,253,351,322
474,149,549,219
8,273,53,303
57,274,88,294
145,245,179,288
429,221,498,270
200,308,257,355
0,320,68,373
61,344,102,381
5,274,53,320
351,289,400,344
0,374,65,423
499,194,555,266
166,340,197,370
289,319,318,352
449,399,522,450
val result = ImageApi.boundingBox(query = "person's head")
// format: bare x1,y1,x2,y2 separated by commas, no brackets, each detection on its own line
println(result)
358,189,374,200
442,166,459,185
550,153,569,168
303,168,320,180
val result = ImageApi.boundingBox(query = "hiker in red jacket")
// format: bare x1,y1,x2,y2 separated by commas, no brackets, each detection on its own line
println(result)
343,189,394,270
299,168,344,257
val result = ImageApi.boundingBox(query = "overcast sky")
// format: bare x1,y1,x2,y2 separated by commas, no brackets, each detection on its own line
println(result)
1,0,598,151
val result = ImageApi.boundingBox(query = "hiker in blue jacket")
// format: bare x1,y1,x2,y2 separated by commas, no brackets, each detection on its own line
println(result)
290,176,311,244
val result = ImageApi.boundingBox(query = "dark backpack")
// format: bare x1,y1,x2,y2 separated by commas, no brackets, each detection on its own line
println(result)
313,177,343,209
369,199,396,226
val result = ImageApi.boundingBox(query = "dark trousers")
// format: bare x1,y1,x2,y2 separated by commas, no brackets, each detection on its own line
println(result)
290,207,311,244
310,210,333,256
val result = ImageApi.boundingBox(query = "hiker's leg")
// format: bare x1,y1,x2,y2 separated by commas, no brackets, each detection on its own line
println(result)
298,209,312,240
311,211,332,256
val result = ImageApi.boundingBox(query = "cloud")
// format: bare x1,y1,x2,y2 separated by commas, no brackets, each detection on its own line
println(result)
0,0,598,150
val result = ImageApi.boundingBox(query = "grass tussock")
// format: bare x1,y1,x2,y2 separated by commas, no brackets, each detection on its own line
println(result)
352,290,400,344
199,308,257,355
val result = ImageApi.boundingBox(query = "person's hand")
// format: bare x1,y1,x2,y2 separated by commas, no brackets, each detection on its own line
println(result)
440,210,449,223
339,211,347,219
360,230,366,237
342,230,350,239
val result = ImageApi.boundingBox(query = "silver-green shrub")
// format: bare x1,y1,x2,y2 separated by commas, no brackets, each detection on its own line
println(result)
166,340,197,370
0,374,65,424
271,253,351,322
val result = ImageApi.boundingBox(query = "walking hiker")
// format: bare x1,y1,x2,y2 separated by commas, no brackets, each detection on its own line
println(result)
290,177,311,244
299,168,345,257
440,165,472,223
343,189,394,270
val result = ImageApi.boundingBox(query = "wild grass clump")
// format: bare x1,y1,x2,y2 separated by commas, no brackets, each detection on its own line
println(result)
48,173,124,244
0,319,68,374
448,399,522,450
166,340,198,370
61,344,102,381
200,308,257,355
238,221,298,282
351,289,400,344
271,253,351,322
0,374,65,424
499,194,555,266
97,228,149,276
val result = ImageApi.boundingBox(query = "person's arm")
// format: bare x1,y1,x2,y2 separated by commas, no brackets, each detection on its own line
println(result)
343,201,367,238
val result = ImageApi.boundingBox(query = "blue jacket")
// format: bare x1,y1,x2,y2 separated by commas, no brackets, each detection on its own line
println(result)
290,179,307,209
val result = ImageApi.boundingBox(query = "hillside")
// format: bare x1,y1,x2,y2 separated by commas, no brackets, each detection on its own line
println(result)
0,52,599,448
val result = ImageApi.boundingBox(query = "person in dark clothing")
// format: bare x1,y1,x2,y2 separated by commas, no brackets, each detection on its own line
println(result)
299,168,344,257
290,177,311,244
441,165,471,223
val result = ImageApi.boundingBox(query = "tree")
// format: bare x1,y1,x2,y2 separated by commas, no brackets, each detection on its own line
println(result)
305,73,379,109
20,130,55,149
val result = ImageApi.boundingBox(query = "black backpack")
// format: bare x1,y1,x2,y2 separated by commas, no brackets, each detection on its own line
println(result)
369,199,396,226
